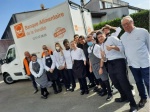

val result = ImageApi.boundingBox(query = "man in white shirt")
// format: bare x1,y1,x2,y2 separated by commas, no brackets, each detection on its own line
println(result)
97,31,137,112
120,16,150,108
70,41,89,95
63,39,76,92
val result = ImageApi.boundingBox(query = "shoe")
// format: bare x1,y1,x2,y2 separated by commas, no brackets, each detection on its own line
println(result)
129,106,138,112
66,88,70,91
85,90,89,94
80,91,85,95
106,95,113,101
115,97,128,102
45,92,50,97
34,89,39,94
88,83,96,88
97,88,103,94
69,87,74,92
93,86,99,92
41,95,47,99
99,91,107,96
138,99,147,108
54,90,58,94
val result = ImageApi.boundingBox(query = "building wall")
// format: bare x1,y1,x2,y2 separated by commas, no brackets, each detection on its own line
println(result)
85,0,100,12
93,7,129,24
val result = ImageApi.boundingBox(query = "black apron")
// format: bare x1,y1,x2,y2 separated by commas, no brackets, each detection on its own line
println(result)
45,57,58,81
73,60,86,78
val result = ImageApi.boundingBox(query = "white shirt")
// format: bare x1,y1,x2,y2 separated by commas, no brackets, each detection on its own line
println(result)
71,48,86,61
111,27,122,37
42,55,56,71
120,27,150,68
88,44,101,58
101,36,125,60
29,58,44,78
63,49,73,69
53,50,65,69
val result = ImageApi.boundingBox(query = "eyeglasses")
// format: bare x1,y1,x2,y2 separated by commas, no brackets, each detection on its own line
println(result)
122,21,132,27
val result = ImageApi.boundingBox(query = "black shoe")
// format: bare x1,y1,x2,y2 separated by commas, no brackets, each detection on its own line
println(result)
54,90,58,94
80,91,85,95
85,90,89,94
45,92,50,97
34,89,39,94
115,97,128,102
129,106,138,112
93,86,99,92
69,87,74,92
99,91,107,96
97,88,103,94
41,95,47,99
88,83,96,88
106,95,113,101
138,99,147,108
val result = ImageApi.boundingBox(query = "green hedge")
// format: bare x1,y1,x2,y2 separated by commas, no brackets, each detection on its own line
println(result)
93,10,150,37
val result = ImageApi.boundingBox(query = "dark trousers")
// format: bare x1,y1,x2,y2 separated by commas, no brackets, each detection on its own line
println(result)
85,63,95,85
78,77,88,91
98,78,112,95
58,69,70,89
52,77,62,91
129,66,150,98
67,69,76,88
108,59,136,107
41,88,48,96
30,75,38,90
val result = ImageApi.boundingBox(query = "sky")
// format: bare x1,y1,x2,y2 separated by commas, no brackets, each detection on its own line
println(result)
0,0,149,39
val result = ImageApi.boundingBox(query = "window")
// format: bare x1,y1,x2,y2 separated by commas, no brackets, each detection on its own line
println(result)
6,48,16,63
105,2,112,8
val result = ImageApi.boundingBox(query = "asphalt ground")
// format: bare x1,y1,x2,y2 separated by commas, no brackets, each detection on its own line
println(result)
0,69,149,112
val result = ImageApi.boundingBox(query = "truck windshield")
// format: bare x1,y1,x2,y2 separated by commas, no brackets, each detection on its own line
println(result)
6,48,16,63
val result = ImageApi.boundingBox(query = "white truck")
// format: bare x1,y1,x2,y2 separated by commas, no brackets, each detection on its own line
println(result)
1,1,93,84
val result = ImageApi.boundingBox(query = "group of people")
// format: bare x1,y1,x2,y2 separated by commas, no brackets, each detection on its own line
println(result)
23,16,149,112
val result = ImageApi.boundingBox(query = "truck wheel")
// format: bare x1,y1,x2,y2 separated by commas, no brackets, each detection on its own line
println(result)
3,74,14,84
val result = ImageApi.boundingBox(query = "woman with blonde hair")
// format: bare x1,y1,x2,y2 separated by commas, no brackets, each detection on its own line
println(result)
53,42,70,91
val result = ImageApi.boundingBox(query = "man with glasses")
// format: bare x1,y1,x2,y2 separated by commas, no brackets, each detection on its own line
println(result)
120,16,150,108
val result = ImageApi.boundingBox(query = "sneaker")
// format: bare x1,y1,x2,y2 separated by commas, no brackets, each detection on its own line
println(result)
66,88,70,91
129,106,138,112
41,95,47,99
88,83,96,88
106,95,113,101
45,92,50,97
138,99,147,108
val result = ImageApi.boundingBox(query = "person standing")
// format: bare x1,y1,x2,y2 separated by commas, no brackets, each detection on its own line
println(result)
120,16,150,108
78,36,96,88
23,51,38,94
29,54,51,99
70,41,89,95
53,43,70,91
97,31,138,112
63,39,76,92
42,49,62,94
87,35,112,101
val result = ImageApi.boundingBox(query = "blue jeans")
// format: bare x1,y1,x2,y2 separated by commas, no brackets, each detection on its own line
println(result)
129,66,150,99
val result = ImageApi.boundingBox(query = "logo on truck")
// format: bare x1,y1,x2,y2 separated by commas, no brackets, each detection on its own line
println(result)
54,27,66,38
14,23,26,38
